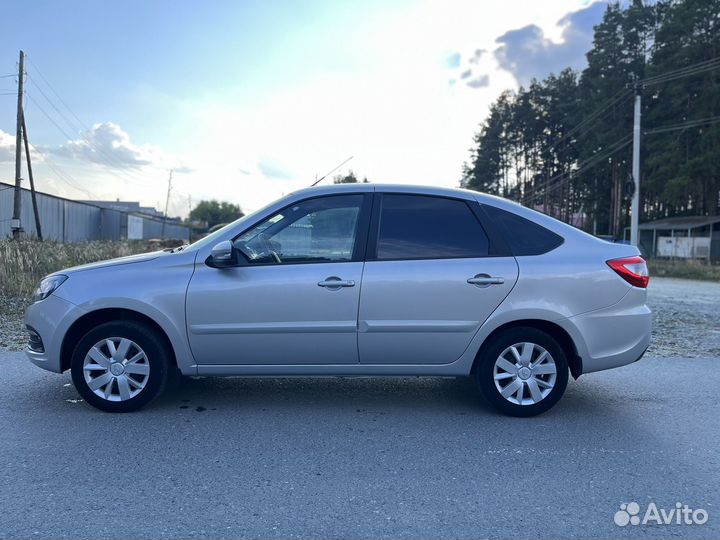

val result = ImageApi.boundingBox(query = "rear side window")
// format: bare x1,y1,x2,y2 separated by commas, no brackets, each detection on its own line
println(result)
376,194,489,259
482,204,563,256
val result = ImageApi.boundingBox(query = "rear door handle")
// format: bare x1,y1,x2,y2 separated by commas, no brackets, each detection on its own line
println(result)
318,277,355,289
467,274,505,286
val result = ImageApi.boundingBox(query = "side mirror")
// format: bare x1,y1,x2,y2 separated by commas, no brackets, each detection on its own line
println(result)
208,240,238,268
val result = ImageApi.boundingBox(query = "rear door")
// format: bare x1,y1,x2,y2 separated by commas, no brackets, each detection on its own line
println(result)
358,193,518,365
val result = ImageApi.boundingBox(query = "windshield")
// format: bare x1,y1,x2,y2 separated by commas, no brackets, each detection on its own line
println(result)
184,197,288,251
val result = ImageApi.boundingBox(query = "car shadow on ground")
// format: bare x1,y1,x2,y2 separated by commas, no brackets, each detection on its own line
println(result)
22,368,619,421
148,373,631,428
155,374,494,415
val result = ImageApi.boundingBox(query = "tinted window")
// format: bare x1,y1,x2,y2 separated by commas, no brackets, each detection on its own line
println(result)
235,195,363,264
482,204,563,256
377,195,489,259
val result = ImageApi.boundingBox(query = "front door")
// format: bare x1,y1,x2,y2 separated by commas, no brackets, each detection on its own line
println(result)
358,193,518,364
186,193,371,365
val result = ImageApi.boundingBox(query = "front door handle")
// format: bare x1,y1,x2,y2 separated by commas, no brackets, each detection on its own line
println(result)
467,274,505,287
318,277,355,289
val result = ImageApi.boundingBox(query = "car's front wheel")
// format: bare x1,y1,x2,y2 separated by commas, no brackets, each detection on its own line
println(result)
476,327,569,417
70,321,170,412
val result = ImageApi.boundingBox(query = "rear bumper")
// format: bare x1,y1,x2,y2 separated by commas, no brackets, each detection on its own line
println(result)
24,294,84,373
559,289,652,374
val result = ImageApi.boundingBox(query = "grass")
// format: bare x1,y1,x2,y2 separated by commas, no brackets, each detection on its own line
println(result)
0,239,159,298
647,258,720,282
0,239,160,349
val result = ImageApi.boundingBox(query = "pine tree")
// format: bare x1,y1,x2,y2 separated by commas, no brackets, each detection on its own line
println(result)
463,0,720,234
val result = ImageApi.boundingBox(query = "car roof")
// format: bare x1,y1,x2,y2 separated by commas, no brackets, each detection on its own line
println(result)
290,182,489,201
288,181,540,215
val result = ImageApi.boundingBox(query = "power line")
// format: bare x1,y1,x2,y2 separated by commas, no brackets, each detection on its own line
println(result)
551,88,633,149
25,92,77,141
541,57,720,160
642,57,720,86
25,89,150,189
25,58,153,186
25,76,149,186
522,58,720,204
642,56,720,81
14,115,96,199
644,115,720,135
544,58,720,158
26,75,85,136
522,135,632,204
26,74,129,169
644,64,720,86
524,134,632,202
31,147,94,197
33,151,95,198
26,58,92,134
0,73,16,78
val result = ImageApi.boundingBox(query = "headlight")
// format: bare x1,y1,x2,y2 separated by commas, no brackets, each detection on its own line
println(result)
33,275,68,302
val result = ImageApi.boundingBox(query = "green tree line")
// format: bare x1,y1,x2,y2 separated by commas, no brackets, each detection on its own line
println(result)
462,0,720,237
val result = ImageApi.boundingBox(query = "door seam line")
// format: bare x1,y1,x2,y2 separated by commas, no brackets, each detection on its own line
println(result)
355,260,366,363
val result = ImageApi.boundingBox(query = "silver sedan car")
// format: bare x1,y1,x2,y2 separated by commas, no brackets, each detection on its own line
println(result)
25,184,651,416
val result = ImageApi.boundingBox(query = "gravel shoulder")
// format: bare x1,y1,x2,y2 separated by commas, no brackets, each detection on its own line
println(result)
2,277,718,357
645,277,720,358
0,293,28,350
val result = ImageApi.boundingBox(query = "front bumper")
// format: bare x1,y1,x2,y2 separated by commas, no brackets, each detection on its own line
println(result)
24,294,84,373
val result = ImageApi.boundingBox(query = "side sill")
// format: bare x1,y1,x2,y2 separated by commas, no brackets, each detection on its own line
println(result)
195,363,470,377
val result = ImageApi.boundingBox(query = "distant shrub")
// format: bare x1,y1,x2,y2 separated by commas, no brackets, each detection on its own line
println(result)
647,258,720,282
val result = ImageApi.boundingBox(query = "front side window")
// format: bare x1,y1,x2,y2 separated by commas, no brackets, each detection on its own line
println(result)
376,194,490,259
234,195,363,264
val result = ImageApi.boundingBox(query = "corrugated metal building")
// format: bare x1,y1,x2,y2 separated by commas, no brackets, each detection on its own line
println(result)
0,182,189,242
638,215,720,262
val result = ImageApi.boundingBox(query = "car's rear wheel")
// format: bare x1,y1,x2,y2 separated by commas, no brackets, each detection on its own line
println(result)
70,321,170,412
476,327,568,417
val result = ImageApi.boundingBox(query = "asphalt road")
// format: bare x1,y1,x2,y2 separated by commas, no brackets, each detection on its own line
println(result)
0,351,718,539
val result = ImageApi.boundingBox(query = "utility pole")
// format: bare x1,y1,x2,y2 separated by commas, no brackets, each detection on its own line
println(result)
11,50,25,239
21,111,42,240
630,84,641,247
161,169,173,238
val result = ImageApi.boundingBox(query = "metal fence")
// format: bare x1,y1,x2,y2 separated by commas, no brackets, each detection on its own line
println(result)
0,182,189,242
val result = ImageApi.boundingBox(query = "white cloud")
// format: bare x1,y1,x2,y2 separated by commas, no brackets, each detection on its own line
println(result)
0,123,193,215
0,129,15,162
48,122,157,168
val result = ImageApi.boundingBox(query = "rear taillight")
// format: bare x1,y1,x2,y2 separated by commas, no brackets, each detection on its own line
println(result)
607,256,649,288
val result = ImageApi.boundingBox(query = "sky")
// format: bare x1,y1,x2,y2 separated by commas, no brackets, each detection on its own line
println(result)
0,0,607,217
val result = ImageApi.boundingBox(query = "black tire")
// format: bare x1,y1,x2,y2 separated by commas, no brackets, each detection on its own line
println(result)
476,327,569,417
70,321,170,412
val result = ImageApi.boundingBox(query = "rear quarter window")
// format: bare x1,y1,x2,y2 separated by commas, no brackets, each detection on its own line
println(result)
482,204,563,256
